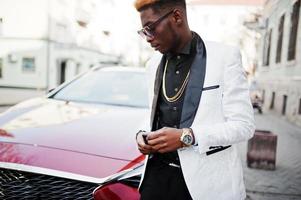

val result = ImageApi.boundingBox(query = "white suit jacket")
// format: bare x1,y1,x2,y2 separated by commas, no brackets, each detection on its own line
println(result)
140,40,255,200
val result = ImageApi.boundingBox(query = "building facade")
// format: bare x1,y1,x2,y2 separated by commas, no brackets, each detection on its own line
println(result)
256,0,301,126
0,0,119,93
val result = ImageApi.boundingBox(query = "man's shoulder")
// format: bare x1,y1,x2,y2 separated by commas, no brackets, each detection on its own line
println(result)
204,40,240,55
204,40,242,65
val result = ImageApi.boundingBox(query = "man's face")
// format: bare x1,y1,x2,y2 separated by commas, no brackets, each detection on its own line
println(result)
139,8,177,54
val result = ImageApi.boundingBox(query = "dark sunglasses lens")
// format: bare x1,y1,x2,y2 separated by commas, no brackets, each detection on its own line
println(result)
144,29,153,38
138,28,154,39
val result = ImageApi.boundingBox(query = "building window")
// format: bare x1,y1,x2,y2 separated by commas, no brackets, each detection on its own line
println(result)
282,95,287,115
270,92,275,109
262,89,265,104
58,60,66,84
0,18,3,36
276,15,285,63
77,20,87,28
299,98,301,115
288,0,300,61
76,63,81,75
0,58,3,78
263,29,272,66
22,57,35,72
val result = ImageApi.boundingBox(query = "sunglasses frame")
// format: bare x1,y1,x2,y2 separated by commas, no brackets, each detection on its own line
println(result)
138,10,174,39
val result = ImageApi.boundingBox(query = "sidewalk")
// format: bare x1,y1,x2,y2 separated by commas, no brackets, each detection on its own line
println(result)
237,113,301,200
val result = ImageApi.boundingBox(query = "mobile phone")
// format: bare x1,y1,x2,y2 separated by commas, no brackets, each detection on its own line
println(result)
142,133,148,145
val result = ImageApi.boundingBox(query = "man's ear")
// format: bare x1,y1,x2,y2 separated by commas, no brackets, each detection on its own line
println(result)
176,18,182,24
172,9,183,25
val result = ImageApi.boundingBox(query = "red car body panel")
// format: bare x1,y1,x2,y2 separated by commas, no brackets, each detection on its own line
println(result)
0,97,148,178
0,142,144,178
93,183,140,200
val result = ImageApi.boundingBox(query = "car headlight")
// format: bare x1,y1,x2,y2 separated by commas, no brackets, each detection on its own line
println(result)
93,164,143,200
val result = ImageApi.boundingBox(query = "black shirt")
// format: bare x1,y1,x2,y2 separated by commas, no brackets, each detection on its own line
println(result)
152,33,197,165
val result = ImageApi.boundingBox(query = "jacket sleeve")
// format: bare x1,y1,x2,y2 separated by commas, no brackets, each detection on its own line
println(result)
191,47,255,155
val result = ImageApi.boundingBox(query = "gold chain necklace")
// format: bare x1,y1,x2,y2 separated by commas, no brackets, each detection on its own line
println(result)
162,59,190,103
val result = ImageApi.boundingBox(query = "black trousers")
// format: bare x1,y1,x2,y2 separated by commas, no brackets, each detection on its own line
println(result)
139,158,193,200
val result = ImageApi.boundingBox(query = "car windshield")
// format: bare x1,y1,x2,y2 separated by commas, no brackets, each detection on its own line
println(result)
51,68,149,108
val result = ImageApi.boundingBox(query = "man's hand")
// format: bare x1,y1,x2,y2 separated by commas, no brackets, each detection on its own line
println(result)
136,131,154,155
147,127,183,153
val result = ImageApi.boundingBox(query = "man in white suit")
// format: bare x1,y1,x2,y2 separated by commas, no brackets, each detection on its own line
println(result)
134,0,255,199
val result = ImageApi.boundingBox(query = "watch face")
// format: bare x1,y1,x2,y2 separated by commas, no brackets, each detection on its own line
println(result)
183,135,193,145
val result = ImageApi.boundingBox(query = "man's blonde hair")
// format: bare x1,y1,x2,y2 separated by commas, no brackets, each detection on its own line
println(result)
134,0,158,11
134,0,186,12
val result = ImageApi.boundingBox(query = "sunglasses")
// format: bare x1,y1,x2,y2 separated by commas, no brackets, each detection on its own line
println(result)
138,10,174,39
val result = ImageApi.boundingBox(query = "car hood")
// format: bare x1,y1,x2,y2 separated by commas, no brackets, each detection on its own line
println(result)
0,98,149,179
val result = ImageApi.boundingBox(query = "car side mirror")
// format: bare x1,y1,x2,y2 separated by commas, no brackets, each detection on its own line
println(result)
48,88,55,93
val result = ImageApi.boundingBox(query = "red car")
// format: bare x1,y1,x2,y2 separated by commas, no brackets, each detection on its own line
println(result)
0,67,148,199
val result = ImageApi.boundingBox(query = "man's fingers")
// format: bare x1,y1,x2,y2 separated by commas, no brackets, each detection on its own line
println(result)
147,131,163,140
139,143,152,150
147,137,164,146
147,127,174,140
138,148,149,155
151,142,168,152
138,146,148,154
138,143,153,153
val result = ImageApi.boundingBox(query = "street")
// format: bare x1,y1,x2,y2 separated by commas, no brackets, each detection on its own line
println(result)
239,113,301,200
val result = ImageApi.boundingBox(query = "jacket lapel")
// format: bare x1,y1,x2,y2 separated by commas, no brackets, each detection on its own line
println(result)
150,56,165,130
180,36,207,128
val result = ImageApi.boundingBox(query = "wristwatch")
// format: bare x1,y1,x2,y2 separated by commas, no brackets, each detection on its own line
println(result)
180,128,194,147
